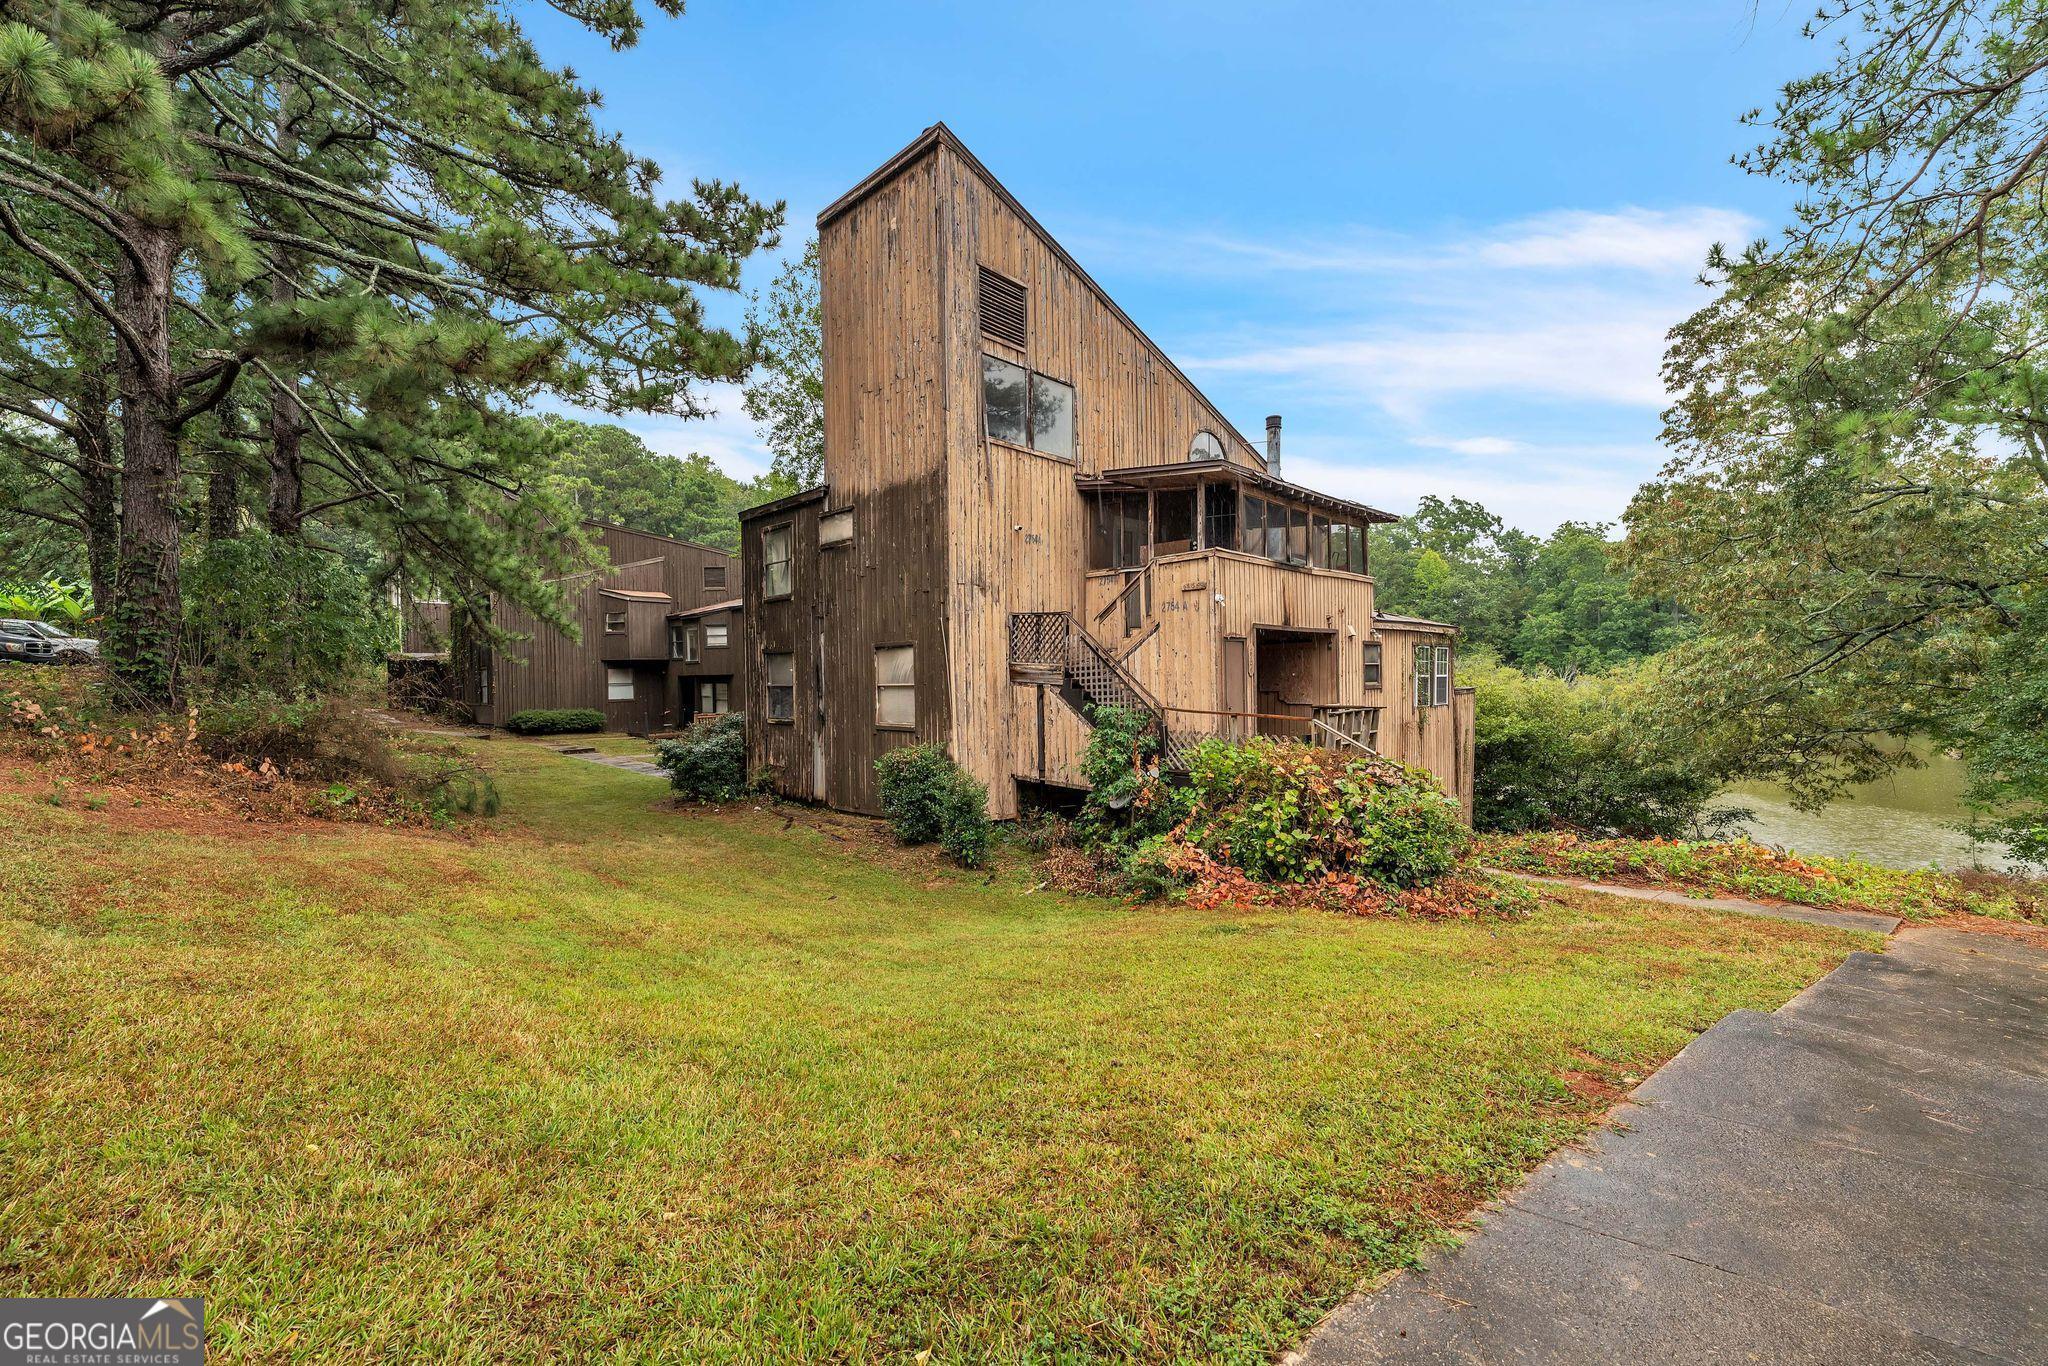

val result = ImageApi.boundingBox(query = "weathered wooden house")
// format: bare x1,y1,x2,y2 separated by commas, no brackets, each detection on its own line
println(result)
666,595,743,724
738,125,1474,819
404,521,737,733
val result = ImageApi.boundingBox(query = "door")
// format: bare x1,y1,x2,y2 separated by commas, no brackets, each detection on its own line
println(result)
1221,636,1247,739
810,610,827,801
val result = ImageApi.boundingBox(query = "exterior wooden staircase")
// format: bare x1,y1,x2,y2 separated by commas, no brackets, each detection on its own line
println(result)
1008,611,1197,769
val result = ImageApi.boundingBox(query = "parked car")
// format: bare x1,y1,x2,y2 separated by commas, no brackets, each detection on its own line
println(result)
17,619,98,662
0,620,57,665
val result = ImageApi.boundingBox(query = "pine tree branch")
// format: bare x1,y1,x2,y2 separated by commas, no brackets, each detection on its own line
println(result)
0,203,153,376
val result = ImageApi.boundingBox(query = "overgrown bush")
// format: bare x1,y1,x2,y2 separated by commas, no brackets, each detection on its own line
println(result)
1467,655,1723,837
655,713,746,802
875,744,993,868
197,689,406,787
183,531,391,694
1067,718,1491,915
505,708,606,735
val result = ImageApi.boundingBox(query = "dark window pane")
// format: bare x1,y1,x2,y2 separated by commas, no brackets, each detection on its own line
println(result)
982,354,1027,446
1117,493,1147,569
1088,494,1115,571
1155,489,1195,554
1287,506,1308,564
1310,516,1328,568
1241,497,1265,556
1203,482,1237,550
1029,374,1075,459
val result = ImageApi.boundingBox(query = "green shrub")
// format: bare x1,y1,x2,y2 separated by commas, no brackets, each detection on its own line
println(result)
654,713,746,801
1175,737,1470,887
1467,655,1722,837
505,708,606,736
183,531,390,694
1076,705,1192,860
875,744,993,869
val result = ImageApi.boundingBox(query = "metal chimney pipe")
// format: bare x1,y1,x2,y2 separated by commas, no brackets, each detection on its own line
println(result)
1265,414,1282,475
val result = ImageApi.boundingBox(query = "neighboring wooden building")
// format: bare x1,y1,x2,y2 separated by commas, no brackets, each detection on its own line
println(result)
666,597,743,724
739,125,1475,819
404,521,737,733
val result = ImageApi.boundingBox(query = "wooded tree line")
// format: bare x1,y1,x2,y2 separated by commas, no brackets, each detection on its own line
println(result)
0,0,780,704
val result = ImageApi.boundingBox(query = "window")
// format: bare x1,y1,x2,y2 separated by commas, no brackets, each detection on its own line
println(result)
1154,488,1196,555
1189,430,1226,462
762,524,792,598
1266,502,1288,560
705,622,729,649
603,609,627,634
478,665,491,706
1285,505,1309,565
677,624,699,664
765,652,794,721
698,680,729,715
818,509,853,547
1203,482,1237,550
607,667,634,701
1241,496,1266,556
1310,515,1328,569
982,354,1075,459
1413,643,1453,707
982,355,1029,446
1088,492,1147,571
875,644,915,728
1324,523,1366,575
704,563,727,590
1362,641,1383,687
1029,373,1075,459
668,622,689,659
979,265,1027,347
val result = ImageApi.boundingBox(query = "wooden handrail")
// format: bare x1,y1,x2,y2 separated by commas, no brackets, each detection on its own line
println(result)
1091,561,1151,624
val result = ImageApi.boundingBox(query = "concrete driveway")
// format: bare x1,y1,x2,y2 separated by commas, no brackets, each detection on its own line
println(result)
1292,926,2047,1364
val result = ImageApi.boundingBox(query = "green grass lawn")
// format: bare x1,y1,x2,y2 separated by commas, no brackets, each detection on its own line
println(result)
0,741,1872,1362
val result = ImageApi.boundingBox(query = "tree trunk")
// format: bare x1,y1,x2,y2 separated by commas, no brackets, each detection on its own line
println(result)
109,224,184,706
73,366,121,620
207,392,243,541
266,75,305,538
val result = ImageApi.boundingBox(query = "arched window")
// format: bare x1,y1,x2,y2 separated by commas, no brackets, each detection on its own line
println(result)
1189,430,1225,462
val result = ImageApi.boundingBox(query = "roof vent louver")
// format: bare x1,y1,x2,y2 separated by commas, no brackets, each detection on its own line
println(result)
978,266,1027,348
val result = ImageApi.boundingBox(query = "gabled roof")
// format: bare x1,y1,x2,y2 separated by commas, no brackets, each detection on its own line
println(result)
819,123,1269,472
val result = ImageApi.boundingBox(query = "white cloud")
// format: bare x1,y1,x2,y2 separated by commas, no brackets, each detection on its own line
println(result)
1471,207,1757,273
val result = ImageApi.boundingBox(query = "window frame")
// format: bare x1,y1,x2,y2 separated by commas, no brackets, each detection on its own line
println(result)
698,679,729,715
1189,429,1226,462
764,650,795,723
761,523,793,600
703,563,727,590
1362,641,1383,688
606,666,635,702
704,622,729,650
981,352,1077,461
1414,644,1432,709
818,508,854,548
602,609,627,635
1434,644,1453,707
874,643,916,730
678,624,700,664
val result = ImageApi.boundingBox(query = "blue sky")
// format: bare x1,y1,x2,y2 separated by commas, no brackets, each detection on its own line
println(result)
526,1,1822,533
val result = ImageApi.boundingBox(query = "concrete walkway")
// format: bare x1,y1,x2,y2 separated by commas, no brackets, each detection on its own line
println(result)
553,747,666,777
1291,926,2048,1364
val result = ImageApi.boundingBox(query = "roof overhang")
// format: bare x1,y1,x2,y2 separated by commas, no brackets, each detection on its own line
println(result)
667,597,743,621
1076,460,1397,525
739,483,828,521
598,588,672,603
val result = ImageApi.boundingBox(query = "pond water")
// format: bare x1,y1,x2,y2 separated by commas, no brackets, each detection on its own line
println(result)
1706,749,2032,873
